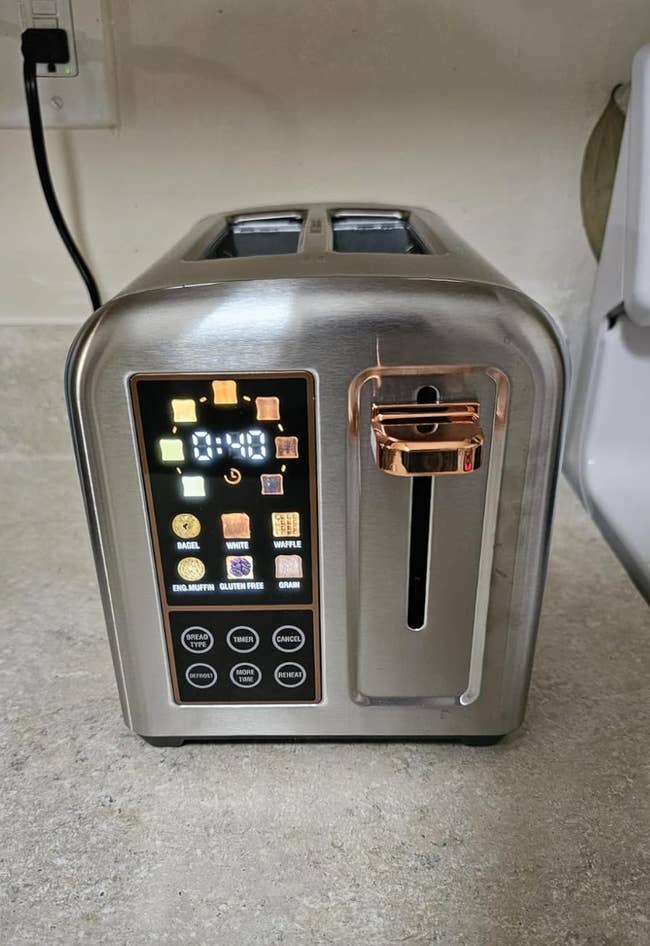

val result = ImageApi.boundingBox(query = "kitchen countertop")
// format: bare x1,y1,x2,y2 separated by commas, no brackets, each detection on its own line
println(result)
1,325,648,946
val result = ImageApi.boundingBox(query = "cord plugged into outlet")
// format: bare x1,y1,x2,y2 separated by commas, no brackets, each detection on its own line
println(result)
19,0,79,77
21,24,101,311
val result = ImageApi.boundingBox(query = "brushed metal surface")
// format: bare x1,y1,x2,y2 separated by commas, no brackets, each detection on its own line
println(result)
349,366,507,704
66,204,567,740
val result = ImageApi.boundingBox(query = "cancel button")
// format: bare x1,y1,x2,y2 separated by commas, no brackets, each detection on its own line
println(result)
272,625,305,653
274,662,306,688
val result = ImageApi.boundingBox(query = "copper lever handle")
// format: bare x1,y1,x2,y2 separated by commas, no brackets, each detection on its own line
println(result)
370,401,484,476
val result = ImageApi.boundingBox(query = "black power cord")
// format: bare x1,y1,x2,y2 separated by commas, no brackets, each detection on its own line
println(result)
21,28,102,312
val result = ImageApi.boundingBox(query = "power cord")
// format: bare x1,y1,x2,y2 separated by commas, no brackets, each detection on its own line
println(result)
21,28,102,312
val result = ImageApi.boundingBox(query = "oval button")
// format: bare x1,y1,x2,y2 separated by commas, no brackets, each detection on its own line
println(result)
226,626,260,653
272,625,305,653
274,662,306,688
185,663,217,689
229,662,262,688
181,626,214,654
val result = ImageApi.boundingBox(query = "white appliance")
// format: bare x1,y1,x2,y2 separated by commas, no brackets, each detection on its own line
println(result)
565,44,650,602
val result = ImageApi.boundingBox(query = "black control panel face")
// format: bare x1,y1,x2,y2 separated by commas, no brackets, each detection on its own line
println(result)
170,610,316,703
131,373,321,704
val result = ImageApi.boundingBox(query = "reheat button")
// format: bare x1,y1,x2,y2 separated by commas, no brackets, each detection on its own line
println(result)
274,662,306,688
272,625,305,653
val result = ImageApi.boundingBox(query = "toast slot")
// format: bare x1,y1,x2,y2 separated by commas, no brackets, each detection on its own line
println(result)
407,385,438,630
204,212,304,258
331,211,428,254
407,476,433,630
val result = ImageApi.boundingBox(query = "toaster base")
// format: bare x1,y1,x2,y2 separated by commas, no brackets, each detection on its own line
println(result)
141,733,507,748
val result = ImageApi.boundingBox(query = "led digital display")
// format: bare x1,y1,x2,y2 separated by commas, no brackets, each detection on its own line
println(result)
186,428,269,463
132,373,317,608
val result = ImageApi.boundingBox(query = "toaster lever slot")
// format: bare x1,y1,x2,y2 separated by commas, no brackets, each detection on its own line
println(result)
371,402,483,476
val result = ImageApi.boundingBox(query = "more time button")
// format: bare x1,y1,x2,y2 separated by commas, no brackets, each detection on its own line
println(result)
229,663,262,688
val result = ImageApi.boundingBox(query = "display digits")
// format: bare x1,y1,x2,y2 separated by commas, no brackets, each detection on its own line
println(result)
191,430,214,462
190,428,267,464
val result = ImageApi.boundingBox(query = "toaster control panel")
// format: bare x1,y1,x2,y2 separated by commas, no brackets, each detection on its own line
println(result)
169,610,317,702
131,372,321,704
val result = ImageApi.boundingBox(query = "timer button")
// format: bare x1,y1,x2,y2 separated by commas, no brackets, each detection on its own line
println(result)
172,513,201,539
185,663,217,689
226,626,260,653
274,662,307,688
272,626,305,653
229,663,262,688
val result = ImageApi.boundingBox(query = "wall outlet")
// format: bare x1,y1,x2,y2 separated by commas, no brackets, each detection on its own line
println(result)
19,0,79,77
0,0,116,127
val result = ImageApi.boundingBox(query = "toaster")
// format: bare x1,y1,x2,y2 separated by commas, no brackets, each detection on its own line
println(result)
66,204,568,745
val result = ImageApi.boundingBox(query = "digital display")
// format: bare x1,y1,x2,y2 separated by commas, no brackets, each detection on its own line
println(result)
132,374,317,607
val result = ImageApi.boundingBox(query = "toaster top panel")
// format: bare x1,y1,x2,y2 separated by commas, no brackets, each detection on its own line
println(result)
119,204,519,298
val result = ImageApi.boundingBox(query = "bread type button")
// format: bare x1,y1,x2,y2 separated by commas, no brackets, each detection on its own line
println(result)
275,555,303,579
177,557,206,582
181,626,214,653
226,555,254,580
221,512,251,539
172,513,201,539
272,512,300,537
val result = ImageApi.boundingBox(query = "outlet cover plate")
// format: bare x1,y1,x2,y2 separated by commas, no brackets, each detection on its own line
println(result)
0,0,117,127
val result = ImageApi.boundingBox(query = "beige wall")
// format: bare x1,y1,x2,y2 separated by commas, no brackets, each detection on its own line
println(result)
2,0,650,325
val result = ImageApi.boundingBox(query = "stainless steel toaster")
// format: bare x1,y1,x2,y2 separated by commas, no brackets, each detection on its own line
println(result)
66,204,568,745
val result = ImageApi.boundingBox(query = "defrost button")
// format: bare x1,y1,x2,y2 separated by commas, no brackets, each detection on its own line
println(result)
185,663,217,689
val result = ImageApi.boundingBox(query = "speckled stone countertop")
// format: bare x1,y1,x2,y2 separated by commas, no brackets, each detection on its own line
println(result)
1,326,649,946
